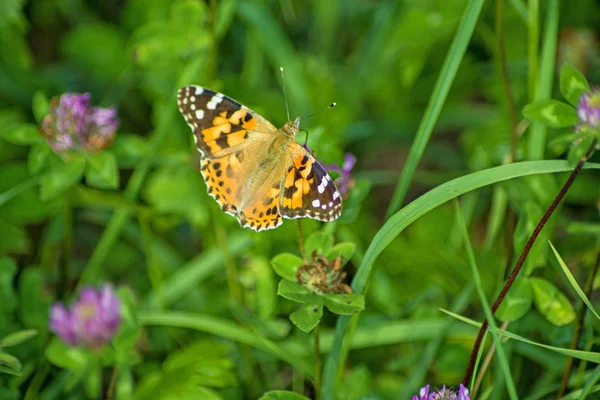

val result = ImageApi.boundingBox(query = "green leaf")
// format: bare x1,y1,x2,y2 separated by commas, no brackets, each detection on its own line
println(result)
0,352,21,375
39,156,86,201
305,231,334,256
1,123,43,145
0,329,38,348
271,253,304,281
523,99,579,128
289,302,323,333
45,339,88,371
559,63,590,106
568,135,595,167
259,391,311,400
549,241,600,321
85,151,119,189
32,91,49,123
530,277,575,326
28,143,52,174
322,293,365,315
495,277,533,322
277,280,320,304
325,242,356,264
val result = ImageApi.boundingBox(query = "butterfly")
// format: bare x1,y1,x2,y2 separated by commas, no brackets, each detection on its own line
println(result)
177,86,342,231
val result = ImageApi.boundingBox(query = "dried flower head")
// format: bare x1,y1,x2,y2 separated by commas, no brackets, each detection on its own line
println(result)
41,92,118,153
296,251,351,294
49,285,121,348
577,90,600,129
326,153,356,197
413,384,470,400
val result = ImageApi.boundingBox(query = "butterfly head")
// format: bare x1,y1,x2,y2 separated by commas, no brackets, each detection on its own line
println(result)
281,117,301,138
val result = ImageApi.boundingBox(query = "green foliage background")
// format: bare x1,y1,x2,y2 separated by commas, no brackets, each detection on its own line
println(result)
1,0,600,399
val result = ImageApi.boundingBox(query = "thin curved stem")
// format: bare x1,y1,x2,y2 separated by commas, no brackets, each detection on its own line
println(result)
462,138,597,386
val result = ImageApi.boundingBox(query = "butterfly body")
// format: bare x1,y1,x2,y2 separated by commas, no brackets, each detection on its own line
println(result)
177,86,342,231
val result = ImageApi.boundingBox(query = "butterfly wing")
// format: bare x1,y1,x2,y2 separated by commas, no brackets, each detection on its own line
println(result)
279,142,342,221
177,86,276,159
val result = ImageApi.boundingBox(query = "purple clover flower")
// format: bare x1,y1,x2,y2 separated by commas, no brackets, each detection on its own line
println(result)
49,285,121,349
41,92,118,153
412,384,470,400
577,91,600,128
326,153,356,196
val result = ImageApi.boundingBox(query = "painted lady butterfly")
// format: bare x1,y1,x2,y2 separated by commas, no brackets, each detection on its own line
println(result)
177,86,342,231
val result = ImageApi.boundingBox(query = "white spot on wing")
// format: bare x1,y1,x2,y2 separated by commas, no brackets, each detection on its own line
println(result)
312,199,320,207
190,96,196,102
190,104,196,111
195,87,203,95
195,109,204,119
333,191,340,200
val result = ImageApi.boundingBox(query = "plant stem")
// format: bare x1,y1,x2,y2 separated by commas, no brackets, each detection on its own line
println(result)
298,220,307,263
462,139,597,386
472,321,510,398
314,323,322,400
557,249,600,397
106,367,119,400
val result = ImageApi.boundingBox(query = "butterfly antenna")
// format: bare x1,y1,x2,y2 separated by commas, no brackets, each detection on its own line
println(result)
299,102,336,122
280,67,291,121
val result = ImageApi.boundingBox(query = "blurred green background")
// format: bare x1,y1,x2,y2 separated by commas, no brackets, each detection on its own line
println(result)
2,0,600,399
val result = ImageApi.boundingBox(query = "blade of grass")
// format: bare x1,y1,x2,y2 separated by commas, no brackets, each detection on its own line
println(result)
321,160,600,398
441,309,600,363
527,0,560,160
385,0,486,218
578,364,600,400
139,311,314,378
549,242,600,321
455,200,518,399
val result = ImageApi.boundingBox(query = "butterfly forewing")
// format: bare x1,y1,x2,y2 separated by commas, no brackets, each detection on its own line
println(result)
177,86,276,158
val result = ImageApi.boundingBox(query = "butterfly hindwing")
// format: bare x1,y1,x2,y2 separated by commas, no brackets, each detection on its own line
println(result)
177,86,276,158
279,143,342,221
